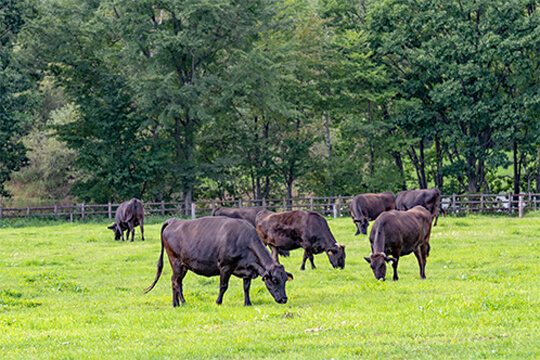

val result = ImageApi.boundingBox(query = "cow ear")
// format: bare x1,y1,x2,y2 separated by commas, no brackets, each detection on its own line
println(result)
262,271,270,282
385,256,397,265
328,250,334,255
286,272,294,281
107,224,115,230
364,257,371,264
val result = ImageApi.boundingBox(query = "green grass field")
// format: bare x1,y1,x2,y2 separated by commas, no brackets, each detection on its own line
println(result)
1,213,539,359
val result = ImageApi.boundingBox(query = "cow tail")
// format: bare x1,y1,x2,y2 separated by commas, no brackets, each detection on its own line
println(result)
143,221,169,294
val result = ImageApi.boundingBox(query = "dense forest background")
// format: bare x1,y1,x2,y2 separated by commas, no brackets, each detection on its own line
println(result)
2,0,540,211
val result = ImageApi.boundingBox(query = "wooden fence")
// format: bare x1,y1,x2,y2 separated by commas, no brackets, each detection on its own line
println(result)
0,193,539,221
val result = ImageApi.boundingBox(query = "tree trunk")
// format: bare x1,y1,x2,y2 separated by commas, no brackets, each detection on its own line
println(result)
513,138,520,195
536,152,540,194
434,134,444,189
392,151,407,190
407,146,423,189
418,137,427,189
323,109,334,193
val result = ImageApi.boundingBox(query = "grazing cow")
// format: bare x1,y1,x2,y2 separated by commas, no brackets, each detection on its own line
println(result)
256,210,346,270
364,206,432,281
144,217,293,307
349,191,395,235
395,188,441,226
212,206,290,257
211,206,265,227
107,198,145,241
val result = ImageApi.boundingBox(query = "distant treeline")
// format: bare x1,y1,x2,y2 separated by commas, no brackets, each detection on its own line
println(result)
2,0,540,211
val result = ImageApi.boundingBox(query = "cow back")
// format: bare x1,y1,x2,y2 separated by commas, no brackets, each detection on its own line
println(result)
257,210,337,251
395,188,441,216
211,206,266,227
162,216,273,277
370,207,432,256
351,191,395,220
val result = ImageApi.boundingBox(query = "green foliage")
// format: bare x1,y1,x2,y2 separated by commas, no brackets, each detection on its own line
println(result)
4,0,540,204
8,104,80,202
1,215,540,358
0,0,37,198
368,0,540,193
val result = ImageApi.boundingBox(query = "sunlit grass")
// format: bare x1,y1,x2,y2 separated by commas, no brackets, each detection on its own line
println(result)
1,213,539,359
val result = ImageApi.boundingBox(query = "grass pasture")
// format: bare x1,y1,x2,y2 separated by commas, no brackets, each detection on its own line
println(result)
1,214,539,359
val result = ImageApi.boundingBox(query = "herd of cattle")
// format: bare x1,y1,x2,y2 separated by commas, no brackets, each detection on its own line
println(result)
108,188,442,307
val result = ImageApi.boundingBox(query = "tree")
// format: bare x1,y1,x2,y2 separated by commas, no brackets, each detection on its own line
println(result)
101,0,282,211
24,0,169,203
0,0,36,198
368,0,540,193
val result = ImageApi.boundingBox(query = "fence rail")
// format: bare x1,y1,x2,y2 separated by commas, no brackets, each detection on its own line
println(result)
0,193,538,221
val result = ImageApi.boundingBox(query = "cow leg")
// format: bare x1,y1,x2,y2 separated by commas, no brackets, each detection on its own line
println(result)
140,222,145,241
171,264,188,307
216,268,233,305
129,223,135,242
391,259,399,281
301,249,315,271
414,249,426,279
243,278,252,306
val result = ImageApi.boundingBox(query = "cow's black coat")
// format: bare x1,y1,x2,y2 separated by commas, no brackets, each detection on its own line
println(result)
349,191,395,235
256,210,345,270
395,188,441,226
364,206,432,281
144,217,293,306
107,198,145,241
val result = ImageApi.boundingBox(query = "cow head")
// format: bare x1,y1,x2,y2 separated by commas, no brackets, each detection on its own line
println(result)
354,217,370,235
262,264,293,304
326,244,346,269
107,223,122,240
364,252,396,281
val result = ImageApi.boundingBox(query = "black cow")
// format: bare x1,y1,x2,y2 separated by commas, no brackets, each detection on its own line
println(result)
364,206,432,281
395,188,441,226
144,217,293,307
350,191,395,235
256,210,346,270
212,206,290,257
211,206,266,227
107,198,145,241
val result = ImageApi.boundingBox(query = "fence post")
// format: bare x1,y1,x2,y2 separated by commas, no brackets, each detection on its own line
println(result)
310,196,314,212
452,193,456,214
508,192,512,214
160,201,165,216
0,205,2,219
480,194,484,213
211,199,215,213
519,196,524,218
239,199,242,208
283,197,286,212
262,198,266,209
333,203,337,219
191,203,196,219
108,203,112,219
338,195,342,216
27,206,30,217
54,205,58,217
81,203,85,220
